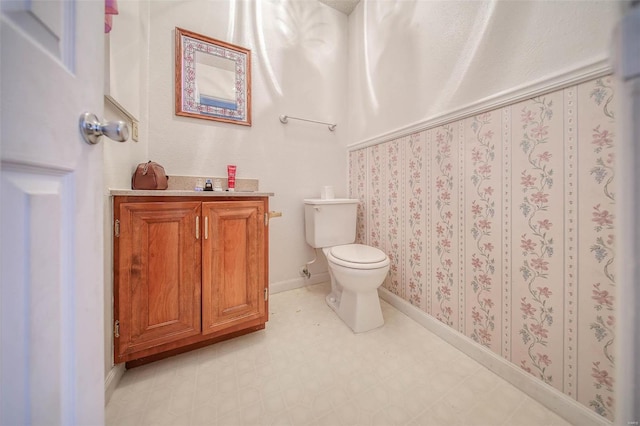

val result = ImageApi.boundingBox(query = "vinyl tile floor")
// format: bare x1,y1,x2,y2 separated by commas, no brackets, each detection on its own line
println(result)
106,282,572,426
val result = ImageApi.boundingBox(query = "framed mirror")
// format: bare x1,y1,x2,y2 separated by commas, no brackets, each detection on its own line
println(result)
175,27,251,126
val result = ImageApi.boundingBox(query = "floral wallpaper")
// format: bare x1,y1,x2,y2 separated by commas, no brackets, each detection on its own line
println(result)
348,76,616,420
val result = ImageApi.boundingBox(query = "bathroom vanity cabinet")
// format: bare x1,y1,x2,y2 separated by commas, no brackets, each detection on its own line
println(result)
112,195,270,366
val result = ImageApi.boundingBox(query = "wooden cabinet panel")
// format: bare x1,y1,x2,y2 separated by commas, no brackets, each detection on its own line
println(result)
113,195,269,365
202,201,266,335
115,201,201,360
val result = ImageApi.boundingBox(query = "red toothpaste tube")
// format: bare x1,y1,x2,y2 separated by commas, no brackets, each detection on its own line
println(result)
227,165,236,192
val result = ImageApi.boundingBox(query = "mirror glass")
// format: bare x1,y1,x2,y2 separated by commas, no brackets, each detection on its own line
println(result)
175,27,251,126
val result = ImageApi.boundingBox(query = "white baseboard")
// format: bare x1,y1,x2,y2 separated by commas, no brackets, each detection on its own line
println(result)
378,287,611,426
104,363,125,405
270,271,330,294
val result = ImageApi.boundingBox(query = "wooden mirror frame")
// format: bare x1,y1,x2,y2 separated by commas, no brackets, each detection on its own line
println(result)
175,27,251,126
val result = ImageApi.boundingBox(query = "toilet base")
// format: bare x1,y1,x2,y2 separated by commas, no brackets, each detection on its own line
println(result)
326,292,339,312
331,288,384,333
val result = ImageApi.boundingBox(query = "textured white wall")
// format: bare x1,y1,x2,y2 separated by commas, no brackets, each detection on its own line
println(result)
347,0,620,144
103,0,151,386
145,0,349,283
105,0,348,288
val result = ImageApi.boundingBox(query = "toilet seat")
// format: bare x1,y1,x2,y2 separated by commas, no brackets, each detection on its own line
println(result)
327,244,390,270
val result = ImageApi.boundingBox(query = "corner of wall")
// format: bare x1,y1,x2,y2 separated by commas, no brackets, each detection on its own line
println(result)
104,363,125,405
270,272,330,295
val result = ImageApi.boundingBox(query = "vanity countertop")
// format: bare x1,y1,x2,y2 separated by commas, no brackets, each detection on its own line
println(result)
110,189,274,197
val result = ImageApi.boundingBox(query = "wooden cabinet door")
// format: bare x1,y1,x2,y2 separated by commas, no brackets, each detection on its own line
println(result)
115,201,202,360
202,201,266,335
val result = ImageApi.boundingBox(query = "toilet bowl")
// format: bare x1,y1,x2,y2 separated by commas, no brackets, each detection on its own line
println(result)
304,198,390,333
323,244,390,333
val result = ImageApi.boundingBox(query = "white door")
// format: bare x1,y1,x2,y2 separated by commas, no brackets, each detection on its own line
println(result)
1,1,105,424
615,5,640,423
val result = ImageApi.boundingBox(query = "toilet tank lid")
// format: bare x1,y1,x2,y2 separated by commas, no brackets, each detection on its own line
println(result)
303,198,359,205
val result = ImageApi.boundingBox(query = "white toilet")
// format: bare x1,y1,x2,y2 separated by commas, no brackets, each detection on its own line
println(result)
304,198,390,333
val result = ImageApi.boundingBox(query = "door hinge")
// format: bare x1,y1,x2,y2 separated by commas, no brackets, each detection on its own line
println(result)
114,320,120,338
264,288,269,301
114,219,120,237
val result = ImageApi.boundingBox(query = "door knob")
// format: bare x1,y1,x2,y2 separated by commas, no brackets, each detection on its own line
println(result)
79,112,129,145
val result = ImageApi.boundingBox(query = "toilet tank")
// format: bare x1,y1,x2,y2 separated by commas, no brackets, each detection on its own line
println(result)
304,198,359,248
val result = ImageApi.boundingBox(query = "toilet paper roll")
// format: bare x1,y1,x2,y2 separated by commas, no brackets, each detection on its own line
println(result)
321,186,334,199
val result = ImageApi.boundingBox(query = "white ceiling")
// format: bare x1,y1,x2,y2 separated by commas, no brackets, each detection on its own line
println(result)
318,0,361,15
